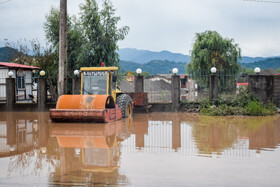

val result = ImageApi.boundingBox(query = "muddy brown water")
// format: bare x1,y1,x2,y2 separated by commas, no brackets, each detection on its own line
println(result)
0,112,279,186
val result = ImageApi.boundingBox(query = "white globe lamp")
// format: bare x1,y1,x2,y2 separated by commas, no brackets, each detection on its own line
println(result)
172,68,178,75
136,68,142,75
8,71,14,78
254,67,261,74
74,70,79,76
40,70,46,77
210,67,217,74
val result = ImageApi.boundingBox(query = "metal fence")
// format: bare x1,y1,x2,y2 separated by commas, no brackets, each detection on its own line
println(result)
181,70,241,101
119,76,172,104
144,77,172,103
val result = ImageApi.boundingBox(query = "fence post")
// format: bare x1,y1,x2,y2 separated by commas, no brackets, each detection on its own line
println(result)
6,78,15,111
38,77,47,111
248,75,274,103
171,75,180,112
135,75,144,93
210,74,218,101
72,77,81,94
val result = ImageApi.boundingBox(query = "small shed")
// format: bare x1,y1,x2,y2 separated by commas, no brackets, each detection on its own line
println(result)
0,62,41,101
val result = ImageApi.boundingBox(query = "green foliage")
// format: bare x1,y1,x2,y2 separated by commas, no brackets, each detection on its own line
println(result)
4,39,58,98
187,30,241,89
78,0,129,67
43,0,128,93
240,67,254,75
199,88,276,116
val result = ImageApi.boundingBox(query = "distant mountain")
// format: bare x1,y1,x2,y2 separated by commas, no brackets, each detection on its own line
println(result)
240,56,267,64
118,48,190,64
120,60,186,75
118,48,274,64
0,47,17,62
242,57,280,70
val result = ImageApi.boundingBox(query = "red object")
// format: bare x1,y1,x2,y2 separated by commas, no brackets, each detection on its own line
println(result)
50,107,122,123
0,62,41,69
237,82,248,86
101,62,104,67
127,92,148,106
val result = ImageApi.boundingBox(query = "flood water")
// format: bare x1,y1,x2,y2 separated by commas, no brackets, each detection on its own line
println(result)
0,112,280,186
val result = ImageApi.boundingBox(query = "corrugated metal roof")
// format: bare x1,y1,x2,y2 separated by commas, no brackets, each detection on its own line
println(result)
0,62,41,69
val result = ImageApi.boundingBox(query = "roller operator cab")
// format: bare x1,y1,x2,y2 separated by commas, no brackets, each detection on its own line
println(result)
50,67,133,123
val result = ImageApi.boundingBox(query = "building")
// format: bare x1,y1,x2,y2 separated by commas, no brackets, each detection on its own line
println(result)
0,62,41,102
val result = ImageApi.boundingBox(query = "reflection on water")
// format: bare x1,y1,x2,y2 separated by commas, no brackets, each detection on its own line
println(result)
0,112,279,186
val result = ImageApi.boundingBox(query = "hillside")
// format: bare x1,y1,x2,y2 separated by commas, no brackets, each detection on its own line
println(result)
120,60,186,75
118,48,275,64
0,47,17,62
242,57,280,70
240,56,267,64
118,48,190,64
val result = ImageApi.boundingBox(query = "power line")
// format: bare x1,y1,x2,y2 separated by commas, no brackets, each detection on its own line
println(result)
243,0,280,3
0,0,11,4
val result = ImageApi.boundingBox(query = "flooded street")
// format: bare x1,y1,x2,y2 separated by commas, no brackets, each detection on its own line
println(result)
0,112,280,186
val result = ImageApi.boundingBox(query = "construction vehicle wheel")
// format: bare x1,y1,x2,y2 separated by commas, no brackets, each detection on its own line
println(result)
117,94,133,118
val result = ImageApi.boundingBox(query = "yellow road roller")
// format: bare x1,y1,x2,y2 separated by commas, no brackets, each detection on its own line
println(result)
50,67,133,123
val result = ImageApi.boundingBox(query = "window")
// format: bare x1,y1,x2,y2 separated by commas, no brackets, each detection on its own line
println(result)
17,76,25,89
82,71,107,95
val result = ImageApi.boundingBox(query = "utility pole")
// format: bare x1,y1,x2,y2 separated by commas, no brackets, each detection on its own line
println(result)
58,0,67,96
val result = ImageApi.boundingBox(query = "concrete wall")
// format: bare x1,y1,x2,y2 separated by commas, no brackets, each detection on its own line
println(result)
249,75,280,107
274,76,280,107
2,77,56,112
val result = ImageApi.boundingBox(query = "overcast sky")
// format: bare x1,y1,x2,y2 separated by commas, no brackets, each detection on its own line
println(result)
0,0,280,57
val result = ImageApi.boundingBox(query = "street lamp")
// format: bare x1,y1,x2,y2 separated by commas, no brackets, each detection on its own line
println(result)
210,67,217,74
172,68,178,75
8,71,13,78
136,68,142,75
74,70,79,76
40,70,46,77
254,67,261,74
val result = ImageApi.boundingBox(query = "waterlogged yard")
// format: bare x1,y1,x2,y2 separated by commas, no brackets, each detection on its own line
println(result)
0,112,279,186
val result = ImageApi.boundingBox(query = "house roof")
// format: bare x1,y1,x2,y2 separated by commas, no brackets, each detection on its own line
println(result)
0,62,41,70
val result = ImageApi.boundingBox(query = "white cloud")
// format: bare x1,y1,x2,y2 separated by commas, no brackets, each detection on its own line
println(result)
0,0,280,57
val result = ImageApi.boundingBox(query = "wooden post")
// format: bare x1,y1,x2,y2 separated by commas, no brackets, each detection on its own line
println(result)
58,0,67,96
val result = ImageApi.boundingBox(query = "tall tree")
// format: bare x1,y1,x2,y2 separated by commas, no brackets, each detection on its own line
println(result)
78,0,129,67
44,0,129,93
187,30,241,74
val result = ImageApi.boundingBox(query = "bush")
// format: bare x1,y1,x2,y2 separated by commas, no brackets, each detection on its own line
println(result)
198,88,276,116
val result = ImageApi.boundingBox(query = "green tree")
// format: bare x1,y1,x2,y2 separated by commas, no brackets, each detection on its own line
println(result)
5,39,58,99
187,30,241,74
186,30,241,91
44,7,83,93
78,0,129,67
44,0,129,92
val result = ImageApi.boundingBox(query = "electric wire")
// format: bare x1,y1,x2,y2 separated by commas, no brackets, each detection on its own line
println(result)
243,0,280,3
0,0,11,5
